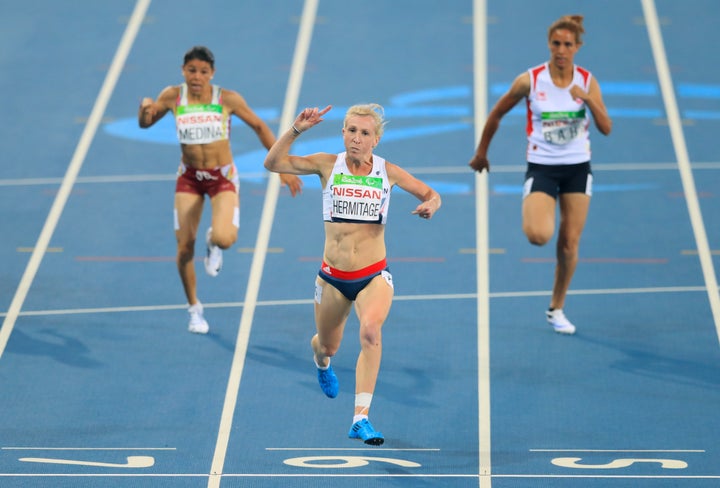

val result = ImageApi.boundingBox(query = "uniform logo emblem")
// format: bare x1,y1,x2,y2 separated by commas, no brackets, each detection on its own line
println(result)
195,170,218,181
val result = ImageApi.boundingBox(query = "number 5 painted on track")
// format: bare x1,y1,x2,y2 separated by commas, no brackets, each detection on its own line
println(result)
552,457,687,469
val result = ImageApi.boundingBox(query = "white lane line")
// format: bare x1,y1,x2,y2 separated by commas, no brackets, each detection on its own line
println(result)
0,473,717,480
206,2,319,487
265,447,441,451
472,1,492,487
642,0,720,345
530,449,705,452
3,161,720,188
492,475,720,479
0,0,151,361
0,285,709,319
3,447,174,451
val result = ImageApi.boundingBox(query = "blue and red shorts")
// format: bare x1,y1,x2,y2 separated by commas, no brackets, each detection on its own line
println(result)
318,259,391,301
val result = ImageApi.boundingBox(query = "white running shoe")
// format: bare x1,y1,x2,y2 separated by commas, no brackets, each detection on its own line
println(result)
545,309,576,335
203,227,222,277
188,302,209,334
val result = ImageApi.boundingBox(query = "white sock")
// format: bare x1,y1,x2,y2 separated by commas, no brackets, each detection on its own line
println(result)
353,414,368,424
313,356,330,370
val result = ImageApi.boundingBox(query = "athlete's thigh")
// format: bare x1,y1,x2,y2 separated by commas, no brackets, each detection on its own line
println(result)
209,190,240,231
558,192,590,239
354,274,394,328
522,191,557,238
314,277,353,338
175,192,205,242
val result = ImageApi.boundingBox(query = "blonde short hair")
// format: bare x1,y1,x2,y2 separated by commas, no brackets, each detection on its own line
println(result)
343,103,387,138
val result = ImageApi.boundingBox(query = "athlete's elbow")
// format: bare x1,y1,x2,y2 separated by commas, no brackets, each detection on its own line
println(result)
598,120,612,136
263,158,278,172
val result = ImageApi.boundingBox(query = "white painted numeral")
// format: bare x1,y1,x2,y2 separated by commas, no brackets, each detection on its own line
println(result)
284,456,421,469
19,455,155,468
552,457,688,469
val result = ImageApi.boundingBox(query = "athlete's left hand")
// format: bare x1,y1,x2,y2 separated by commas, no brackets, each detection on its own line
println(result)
412,197,440,220
569,84,588,102
280,173,303,197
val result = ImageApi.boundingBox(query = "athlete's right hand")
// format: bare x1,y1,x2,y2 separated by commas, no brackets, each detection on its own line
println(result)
294,105,332,132
469,154,490,173
140,97,156,115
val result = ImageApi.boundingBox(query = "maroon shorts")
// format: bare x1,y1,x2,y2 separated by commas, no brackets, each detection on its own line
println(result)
175,163,239,198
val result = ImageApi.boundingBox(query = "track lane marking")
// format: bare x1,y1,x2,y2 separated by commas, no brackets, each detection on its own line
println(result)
472,1,492,487
0,0,151,360
642,0,720,344
206,2,319,487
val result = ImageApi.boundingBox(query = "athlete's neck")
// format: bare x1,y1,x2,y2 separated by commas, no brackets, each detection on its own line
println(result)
187,86,212,104
548,63,574,88
347,155,373,175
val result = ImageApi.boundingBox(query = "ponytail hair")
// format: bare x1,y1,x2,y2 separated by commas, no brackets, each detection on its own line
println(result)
548,15,585,45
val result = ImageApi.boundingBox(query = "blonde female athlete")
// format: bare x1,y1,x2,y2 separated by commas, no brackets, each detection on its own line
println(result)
264,103,441,444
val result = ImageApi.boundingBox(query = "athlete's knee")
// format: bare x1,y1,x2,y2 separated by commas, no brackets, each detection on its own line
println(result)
526,234,551,246
524,225,552,246
359,320,383,349
556,236,580,261
211,228,237,249
215,233,236,250
176,240,195,263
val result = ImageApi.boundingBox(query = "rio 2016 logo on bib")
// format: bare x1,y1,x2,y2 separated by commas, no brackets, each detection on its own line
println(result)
331,174,384,221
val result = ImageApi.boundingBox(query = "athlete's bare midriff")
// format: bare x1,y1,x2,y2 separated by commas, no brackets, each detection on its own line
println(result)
322,221,386,271
180,139,233,170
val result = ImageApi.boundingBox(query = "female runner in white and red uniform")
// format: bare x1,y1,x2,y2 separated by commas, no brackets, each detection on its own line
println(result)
469,15,612,334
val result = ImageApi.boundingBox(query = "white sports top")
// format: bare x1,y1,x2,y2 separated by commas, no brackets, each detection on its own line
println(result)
174,83,230,145
526,63,592,165
322,152,392,224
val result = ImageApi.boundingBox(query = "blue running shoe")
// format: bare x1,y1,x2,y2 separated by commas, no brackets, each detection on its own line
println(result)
317,365,338,398
348,418,384,445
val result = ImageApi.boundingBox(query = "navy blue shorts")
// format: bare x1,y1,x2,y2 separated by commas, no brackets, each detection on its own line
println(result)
317,259,391,301
523,162,592,199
